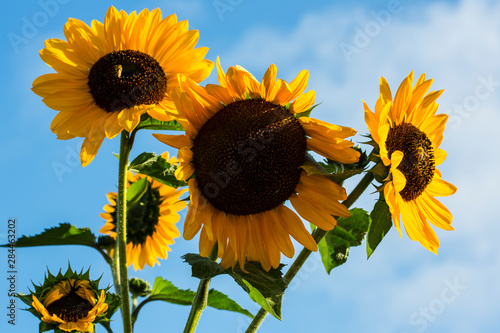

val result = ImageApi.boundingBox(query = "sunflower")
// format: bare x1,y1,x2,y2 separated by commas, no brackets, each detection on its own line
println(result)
154,59,360,271
31,279,108,332
363,72,457,253
100,153,188,270
32,6,213,166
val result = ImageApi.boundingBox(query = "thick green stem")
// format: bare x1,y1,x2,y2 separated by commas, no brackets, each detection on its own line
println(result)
245,172,375,333
183,245,218,333
111,254,121,295
117,131,134,333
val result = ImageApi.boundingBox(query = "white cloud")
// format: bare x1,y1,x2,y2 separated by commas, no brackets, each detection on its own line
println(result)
220,0,500,331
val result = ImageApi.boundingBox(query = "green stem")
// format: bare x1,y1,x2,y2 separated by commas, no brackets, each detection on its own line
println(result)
117,131,134,333
245,172,375,333
111,254,121,295
183,245,218,333
132,296,138,314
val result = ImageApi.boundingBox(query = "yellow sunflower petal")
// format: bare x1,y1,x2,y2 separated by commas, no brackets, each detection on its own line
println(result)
415,193,454,231
290,90,315,114
277,206,317,252
80,135,104,167
290,194,337,231
153,134,192,149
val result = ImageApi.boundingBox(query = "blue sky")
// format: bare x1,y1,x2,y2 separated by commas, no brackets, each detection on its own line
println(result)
1,0,499,332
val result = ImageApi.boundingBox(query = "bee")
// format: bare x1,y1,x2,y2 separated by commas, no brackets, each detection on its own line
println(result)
417,147,429,163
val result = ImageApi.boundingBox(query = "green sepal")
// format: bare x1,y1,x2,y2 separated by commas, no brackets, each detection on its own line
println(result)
131,277,253,325
129,152,187,189
126,177,149,210
366,194,393,258
182,254,286,320
135,114,184,131
317,146,369,184
294,102,321,119
97,291,120,322
315,208,370,274
18,265,112,329
39,321,57,333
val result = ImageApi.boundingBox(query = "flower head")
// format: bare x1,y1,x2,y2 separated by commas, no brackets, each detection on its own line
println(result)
20,266,111,332
364,72,457,252
100,153,188,270
32,6,213,166
154,59,360,271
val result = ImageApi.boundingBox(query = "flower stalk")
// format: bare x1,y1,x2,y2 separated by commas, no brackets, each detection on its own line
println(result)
116,131,134,333
245,171,375,333
183,245,218,333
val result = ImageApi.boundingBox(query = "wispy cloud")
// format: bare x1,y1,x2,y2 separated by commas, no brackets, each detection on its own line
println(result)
220,0,500,331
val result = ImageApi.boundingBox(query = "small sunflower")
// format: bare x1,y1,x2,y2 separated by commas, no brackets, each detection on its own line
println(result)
363,72,457,253
154,59,360,271
100,153,188,270
32,6,213,166
20,267,110,333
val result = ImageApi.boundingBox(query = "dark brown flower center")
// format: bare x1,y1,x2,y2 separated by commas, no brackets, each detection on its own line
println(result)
111,181,161,245
45,286,94,322
88,50,167,112
192,99,307,215
385,122,435,201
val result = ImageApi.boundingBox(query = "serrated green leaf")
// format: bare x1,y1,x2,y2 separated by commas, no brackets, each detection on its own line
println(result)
149,277,194,305
13,223,96,248
182,254,286,320
136,116,184,131
182,253,226,279
132,277,253,325
318,208,370,274
129,152,187,189
207,289,254,318
126,177,148,209
366,197,393,259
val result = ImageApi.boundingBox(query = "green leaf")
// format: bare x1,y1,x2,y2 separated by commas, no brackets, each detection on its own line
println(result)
317,208,370,274
182,254,286,320
366,197,393,259
12,223,96,248
126,177,148,209
207,289,254,318
136,116,184,131
129,152,187,189
182,253,226,279
131,277,253,324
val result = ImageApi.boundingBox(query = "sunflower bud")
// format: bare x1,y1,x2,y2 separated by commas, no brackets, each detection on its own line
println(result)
18,265,114,332
129,277,151,298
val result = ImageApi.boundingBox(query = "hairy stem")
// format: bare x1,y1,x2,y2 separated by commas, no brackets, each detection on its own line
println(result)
183,245,218,333
117,131,134,333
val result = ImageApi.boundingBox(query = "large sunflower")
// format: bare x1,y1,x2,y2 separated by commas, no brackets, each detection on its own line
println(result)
100,153,188,270
154,59,360,271
32,6,213,166
363,72,457,253
31,279,108,332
